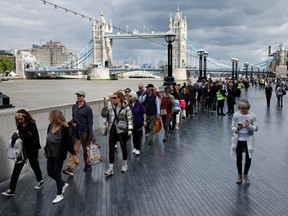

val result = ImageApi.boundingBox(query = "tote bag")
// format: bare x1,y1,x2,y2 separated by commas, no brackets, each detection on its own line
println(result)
87,143,102,165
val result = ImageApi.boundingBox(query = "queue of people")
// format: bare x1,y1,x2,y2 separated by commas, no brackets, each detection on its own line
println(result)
3,77,271,204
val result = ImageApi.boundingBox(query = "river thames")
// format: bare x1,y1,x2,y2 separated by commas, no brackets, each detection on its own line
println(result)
0,78,166,110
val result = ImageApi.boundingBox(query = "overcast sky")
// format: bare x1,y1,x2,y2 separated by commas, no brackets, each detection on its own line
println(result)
1,0,287,68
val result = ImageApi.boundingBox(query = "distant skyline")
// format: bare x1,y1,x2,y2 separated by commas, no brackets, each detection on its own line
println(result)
1,0,288,68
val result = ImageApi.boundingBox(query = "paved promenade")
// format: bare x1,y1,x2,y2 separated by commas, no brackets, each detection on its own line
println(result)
1,85,288,216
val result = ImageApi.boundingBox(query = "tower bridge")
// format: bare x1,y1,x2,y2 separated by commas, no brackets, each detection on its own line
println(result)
90,8,187,80
19,7,280,80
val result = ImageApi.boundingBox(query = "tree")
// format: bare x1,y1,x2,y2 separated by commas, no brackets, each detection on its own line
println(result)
0,56,14,75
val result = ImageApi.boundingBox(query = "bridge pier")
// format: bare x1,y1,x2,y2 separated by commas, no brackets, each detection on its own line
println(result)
164,68,187,82
87,64,110,79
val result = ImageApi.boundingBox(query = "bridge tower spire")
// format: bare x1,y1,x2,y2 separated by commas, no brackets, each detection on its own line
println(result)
168,7,187,69
92,12,113,68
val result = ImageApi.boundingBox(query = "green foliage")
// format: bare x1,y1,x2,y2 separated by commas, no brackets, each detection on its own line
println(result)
0,56,14,74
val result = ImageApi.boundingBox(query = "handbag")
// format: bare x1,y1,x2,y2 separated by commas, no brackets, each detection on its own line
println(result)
160,109,167,116
282,89,286,95
116,120,128,130
101,122,108,136
113,108,128,131
155,119,162,133
87,143,102,165
7,132,26,163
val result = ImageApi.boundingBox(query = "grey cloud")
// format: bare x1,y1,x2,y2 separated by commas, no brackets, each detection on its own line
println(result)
1,0,288,67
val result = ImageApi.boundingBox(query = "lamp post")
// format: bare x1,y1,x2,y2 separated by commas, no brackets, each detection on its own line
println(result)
231,58,236,80
235,59,239,80
197,49,204,82
203,51,208,81
244,62,249,78
257,66,260,78
250,64,254,79
163,31,176,86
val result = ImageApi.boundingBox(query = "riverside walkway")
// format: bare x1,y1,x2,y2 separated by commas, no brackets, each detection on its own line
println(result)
1,86,288,216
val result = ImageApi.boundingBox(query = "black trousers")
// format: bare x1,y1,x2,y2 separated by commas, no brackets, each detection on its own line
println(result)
47,157,65,195
217,100,225,114
108,133,129,163
9,149,42,191
132,127,143,151
161,116,171,137
236,141,251,175
266,95,271,106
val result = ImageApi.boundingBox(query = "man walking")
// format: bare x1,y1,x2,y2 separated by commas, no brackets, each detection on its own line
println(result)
139,84,160,145
63,91,96,176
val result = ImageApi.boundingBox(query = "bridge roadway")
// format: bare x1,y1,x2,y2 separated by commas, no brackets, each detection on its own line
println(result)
1,85,288,216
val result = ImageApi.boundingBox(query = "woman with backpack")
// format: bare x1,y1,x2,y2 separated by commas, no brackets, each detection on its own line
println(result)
2,109,44,197
45,110,79,204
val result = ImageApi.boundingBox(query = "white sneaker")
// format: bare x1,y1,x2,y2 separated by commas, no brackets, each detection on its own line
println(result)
132,148,136,154
52,195,64,204
105,168,114,176
121,164,128,173
62,183,69,194
135,150,140,155
34,180,44,190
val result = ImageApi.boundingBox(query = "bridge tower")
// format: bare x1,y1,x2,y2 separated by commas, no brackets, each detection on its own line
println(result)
167,7,188,80
169,7,187,69
92,11,113,68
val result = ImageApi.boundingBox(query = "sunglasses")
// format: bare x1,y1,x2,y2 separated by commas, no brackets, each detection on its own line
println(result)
111,97,118,100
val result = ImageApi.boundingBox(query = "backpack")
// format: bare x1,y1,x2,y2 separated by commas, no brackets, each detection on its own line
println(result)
7,132,26,163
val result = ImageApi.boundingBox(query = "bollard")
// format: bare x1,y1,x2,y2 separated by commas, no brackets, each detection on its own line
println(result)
0,92,14,109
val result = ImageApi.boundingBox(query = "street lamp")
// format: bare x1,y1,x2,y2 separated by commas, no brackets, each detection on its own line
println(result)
235,59,239,80
163,31,176,86
257,66,260,78
231,58,236,80
197,49,204,82
250,64,254,79
244,62,249,78
203,51,208,81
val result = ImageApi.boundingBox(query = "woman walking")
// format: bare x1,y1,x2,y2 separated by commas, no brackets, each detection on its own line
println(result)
230,99,258,185
102,91,133,176
160,87,175,142
129,92,146,155
2,109,44,197
45,110,79,204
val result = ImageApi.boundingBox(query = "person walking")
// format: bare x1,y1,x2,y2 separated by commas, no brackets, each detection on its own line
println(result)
230,99,258,185
276,83,285,107
129,92,146,155
45,110,79,204
139,84,160,145
227,82,236,114
102,91,133,176
160,87,175,142
136,83,145,98
2,109,44,197
216,83,226,116
264,83,273,106
63,91,96,176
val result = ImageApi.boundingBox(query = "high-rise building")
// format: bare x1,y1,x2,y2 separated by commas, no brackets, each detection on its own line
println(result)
31,41,73,68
